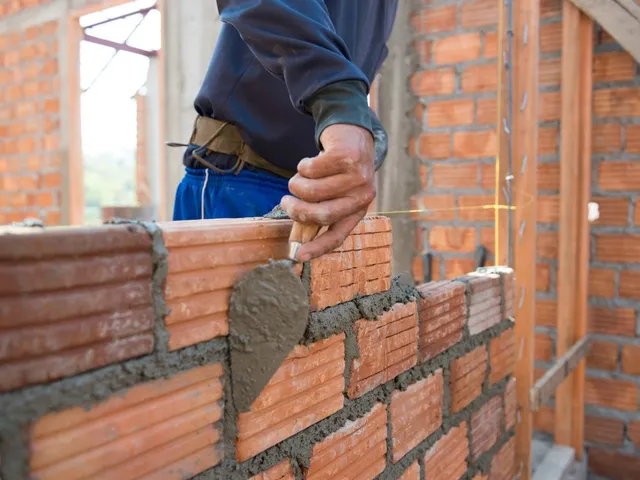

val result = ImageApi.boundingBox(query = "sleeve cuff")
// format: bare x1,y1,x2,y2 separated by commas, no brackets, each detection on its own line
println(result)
304,80,374,150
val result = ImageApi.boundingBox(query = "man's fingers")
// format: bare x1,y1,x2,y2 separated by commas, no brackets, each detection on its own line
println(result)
288,172,365,203
295,210,366,261
297,151,355,179
281,185,375,225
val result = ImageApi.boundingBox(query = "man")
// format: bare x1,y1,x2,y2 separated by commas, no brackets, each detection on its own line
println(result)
172,0,398,262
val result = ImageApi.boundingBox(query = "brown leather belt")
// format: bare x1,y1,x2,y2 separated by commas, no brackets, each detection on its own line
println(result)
181,116,296,179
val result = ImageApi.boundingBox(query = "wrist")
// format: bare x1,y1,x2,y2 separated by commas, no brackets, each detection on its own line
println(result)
305,80,374,150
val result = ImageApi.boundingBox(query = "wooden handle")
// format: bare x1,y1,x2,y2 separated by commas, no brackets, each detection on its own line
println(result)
289,222,321,245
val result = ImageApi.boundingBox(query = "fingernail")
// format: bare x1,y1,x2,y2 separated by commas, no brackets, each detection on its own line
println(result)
298,252,311,262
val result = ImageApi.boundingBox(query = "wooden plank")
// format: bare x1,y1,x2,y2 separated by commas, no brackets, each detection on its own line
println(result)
555,3,593,461
555,0,582,448
572,13,594,462
511,0,539,477
494,0,509,267
568,0,640,63
531,335,591,411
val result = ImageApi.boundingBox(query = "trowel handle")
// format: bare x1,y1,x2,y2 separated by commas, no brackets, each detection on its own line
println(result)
288,222,321,261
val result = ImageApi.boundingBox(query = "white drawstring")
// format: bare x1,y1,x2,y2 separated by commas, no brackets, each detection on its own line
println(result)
201,169,210,220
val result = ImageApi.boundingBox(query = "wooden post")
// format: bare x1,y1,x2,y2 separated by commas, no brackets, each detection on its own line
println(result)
494,0,510,267
512,0,539,478
556,2,593,458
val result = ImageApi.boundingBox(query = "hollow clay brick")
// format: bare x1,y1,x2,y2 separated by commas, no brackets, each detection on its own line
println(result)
391,370,444,462
470,396,503,460
504,378,516,431
490,437,516,480
398,461,420,480
310,220,392,311
306,402,387,479
236,335,345,462
450,346,487,412
348,302,419,399
416,281,467,361
459,271,503,335
489,329,516,385
0,224,154,392
501,269,515,318
29,364,224,480
424,423,468,480
250,460,294,480
588,448,640,480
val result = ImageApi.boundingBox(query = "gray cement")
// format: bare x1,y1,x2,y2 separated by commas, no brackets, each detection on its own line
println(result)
228,260,309,413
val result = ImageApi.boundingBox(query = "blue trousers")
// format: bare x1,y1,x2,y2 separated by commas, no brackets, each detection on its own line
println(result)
172,158,291,221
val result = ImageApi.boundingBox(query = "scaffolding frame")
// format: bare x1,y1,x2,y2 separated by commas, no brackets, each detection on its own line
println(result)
495,1,595,478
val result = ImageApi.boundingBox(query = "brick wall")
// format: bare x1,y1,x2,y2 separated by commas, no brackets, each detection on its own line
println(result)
0,216,516,479
410,0,640,478
0,18,62,225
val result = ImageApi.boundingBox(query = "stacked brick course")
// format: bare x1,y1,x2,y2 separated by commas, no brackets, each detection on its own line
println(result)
0,216,517,479
410,0,640,477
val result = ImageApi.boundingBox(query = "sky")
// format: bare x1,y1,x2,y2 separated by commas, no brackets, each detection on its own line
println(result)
79,0,160,156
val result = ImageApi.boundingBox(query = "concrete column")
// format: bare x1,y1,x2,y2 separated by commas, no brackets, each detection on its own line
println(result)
161,0,222,219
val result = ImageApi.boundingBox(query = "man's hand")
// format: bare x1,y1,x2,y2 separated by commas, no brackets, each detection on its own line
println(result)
280,124,376,262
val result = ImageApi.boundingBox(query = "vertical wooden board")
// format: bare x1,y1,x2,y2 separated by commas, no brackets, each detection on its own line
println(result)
511,0,539,478
495,0,510,267
571,13,593,461
556,0,582,447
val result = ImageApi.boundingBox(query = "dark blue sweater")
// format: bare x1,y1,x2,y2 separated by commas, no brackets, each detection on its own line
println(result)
193,0,399,172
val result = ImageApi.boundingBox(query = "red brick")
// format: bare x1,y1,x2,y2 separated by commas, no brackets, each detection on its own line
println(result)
538,162,560,191
594,52,636,82
236,335,345,461
598,161,640,191
431,163,478,188
585,415,625,446
539,58,560,86
444,258,477,280
586,341,618,371
450,346,487,412
0,225,154,392
348,302,418,398
460,0,497,28
306,403,386,479
620,270,640,299
539,127,559,155
477,97,497,125
490,438,516,480
599,232,640,262
537,231,558,259
621,345,640,375
416,281,466,361
585,376,638,412
411,69,455,96
537,263,551,291
459,271,502,335
412,6,457,33
424,423,468,479
628,421,640,448
490,329,515,385
433,33,481,64
593,123,622,153
533,405,554,434
417,132,451,160
589,307,636,337
539,91,561,121
588,448,640,480
429,226,476,253
391,370,444,462
540,21,562,53
589,268,616,297
541,0,562,17
594,87,640,118
471,396,502,459
251,460,294,480
462,64,497,92
411,194,456,221
484,32,497,59
504,378,516,431
29,365,224,480
537,195,560,223
535,333,553,362
428,99,475,127
399,461,420,480
453,130,496,158
627,124,640,153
